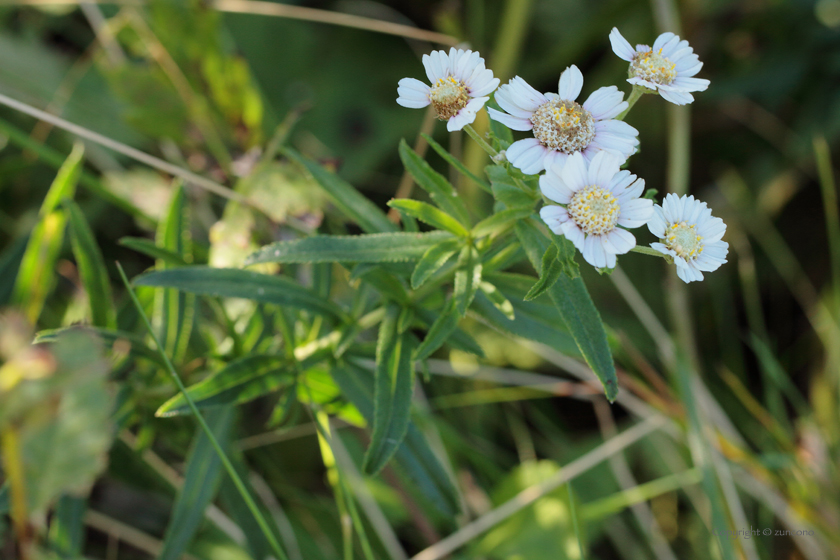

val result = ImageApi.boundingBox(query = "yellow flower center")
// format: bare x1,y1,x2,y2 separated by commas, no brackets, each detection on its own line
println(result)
631,49,677,85
429,76,469,120
665,221,704,260
530,100,595,153
568,185,620,235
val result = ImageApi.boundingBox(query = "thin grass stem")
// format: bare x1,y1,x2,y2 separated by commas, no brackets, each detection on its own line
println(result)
115,263,290,560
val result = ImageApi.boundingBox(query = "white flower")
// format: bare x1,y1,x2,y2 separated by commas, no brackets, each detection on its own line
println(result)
609,28,710,106
397,48,499,131
647,193,728,283
487,65,639,175
539,151,653,269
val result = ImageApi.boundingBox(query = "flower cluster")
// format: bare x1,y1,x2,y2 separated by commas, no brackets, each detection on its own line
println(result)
396,31,727,282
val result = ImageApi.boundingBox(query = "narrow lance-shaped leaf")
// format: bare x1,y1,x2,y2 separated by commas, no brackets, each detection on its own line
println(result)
485,165,535,209
65,200,116,328
411,237,461,289
283,147,397,233
399,139,471,225
331,362,460,516
156,355,294,417
422,133,492,193
246,231,452,266
364,304,415,474
387,199,469,237
524,243,563,301
13,143,84,323
472,206,534,239
414,299,460,361
134,267,349,322
478,281,515,320
154,183,194,363
453,246,482,317
515,218,618,401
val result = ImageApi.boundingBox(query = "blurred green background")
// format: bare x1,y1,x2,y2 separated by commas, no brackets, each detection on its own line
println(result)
1,0,839,558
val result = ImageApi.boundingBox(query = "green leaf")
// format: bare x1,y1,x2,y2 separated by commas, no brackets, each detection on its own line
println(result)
134,267,348,322
159,407,234,560
331,362,459,516
414,299,460,361
472,206,534,238
64,200,116,329
156,355,294,417
515,219,617,401
119,237,188,266
0,236,29,306
363,304,415,474
48,495,86,557
246,231,453,266
411,237,461,289
525,244,564,301
387,199,469,237
489,115,514,147
414,307,485,358
454,246,482,317
550,230,580,279
422,133,492,194
13,143,84,323
154,183,194,363
283,147,397,233
486,165,535,209
35,326,167,368
352,265,411,304
478,281,515,320
399,139,471,225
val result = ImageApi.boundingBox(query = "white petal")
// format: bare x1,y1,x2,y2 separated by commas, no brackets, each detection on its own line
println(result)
495,82,538,119
588,150,622,187
668,47,694,64
609,169,636,194
397,96,430,109
627,77,660,91
540,167,574,203
653,32,677,52
607,228,635,254
699,217,726,242
658,87,694,105
583,234,607,268
615,177,645,204
540,205,570,234
609,28,636,62
671,77,710,92
561,221,586,251
447,108,477,131
703,241,729,260
487,108,533,131
560,152,589,192
557,65,584,102
507,138,548,175
678,62,703,78
647,207,667,237
675,262,699,283
618,198,654,228
397,78,431,108
694,254,725,272
601,237,618,268
423,51,447,83
508,76,548,111
584,86,627,120
650,242,675,258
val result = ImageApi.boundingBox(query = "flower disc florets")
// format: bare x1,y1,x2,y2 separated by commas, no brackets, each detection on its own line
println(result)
631,49,677,85
665,221,703,260
429,76,470,120
568,185,619,235
531,100,596,154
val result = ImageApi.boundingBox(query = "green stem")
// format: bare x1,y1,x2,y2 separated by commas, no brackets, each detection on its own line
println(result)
2,428,31,560
116,263,290,560
630,245,668,258
615,85,647,121
463,124,498,157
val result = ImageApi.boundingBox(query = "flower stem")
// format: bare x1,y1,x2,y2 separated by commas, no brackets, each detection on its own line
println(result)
616,85,647,121
2,427,31,560
630,245,668,258
464,124,498,157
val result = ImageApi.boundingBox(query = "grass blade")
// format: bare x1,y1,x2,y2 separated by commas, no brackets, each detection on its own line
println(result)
116,263,290,560
64,200,117,329
12,143,84,323
159,407,234,560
